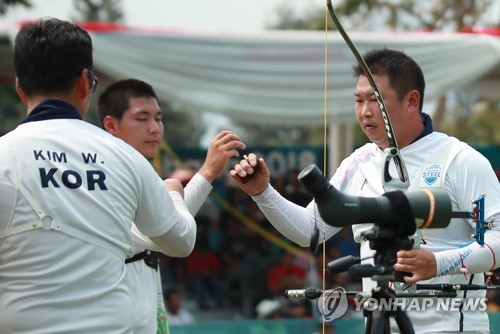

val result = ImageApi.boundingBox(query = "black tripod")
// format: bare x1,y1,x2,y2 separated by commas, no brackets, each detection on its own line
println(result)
324,222,463,334
355,225,415,334
362,283,414,334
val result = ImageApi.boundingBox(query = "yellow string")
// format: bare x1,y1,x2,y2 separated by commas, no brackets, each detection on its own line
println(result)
322,2,329,333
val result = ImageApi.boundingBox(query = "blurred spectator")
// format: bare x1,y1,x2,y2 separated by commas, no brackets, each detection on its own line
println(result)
486,269,500,311
244,235,280,314
486,289,500,312
283,169,312,207
165,288,196,325
185,236,225,309
160,256,186,293
267,250,307,297
329,228,359,258
255,299,283,320
282,299,311,319
307,247,344,291
271,176,287,194
220,219,250,307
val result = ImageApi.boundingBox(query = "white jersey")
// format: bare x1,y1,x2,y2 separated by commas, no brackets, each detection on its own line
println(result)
0,104,190,333
127,172,212,334
252,131,500,333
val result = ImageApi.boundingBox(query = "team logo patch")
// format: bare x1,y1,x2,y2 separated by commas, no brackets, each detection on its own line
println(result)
420,163,443,187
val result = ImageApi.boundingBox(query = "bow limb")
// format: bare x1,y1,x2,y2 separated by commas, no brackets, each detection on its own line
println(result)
326,0,410,191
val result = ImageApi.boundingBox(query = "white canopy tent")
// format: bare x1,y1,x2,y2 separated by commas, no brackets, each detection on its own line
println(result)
1,25,499,167
89,28,500,125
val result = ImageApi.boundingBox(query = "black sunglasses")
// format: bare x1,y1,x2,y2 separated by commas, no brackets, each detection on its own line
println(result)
87,69,99,93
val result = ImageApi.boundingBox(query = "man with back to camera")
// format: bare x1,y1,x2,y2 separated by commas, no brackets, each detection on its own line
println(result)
0,18,197,333
230,48,500,333
98,78,246,333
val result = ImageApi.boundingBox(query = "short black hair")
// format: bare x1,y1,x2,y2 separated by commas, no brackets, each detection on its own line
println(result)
14,18,93,96
97,79,159,127
353,48,425,112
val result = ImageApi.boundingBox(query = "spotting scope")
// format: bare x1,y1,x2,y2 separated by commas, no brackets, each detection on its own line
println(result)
298,165,452,236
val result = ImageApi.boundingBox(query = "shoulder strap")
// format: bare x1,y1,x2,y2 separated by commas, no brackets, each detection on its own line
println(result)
409,139,470,191
0,167,60,239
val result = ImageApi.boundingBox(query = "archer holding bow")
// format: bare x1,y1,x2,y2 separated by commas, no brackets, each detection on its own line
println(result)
230,48,500,333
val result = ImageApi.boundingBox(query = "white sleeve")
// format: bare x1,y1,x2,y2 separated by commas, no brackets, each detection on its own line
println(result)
251,184,342,247
150,191,197,257
435,217,500,276
183,173,213,216
134,163,181,237
131,224,160,252
435,148,500,276
133,159,196,257
130,183,200,252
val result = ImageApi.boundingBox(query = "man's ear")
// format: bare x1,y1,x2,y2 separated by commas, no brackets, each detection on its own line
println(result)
407,89,421,113
15,78,28,105
75,69,92,100
102,115,119,134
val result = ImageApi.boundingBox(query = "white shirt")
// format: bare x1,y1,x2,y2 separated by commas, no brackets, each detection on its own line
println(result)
0,115,195,333
127,172,213,334
252,131,500,333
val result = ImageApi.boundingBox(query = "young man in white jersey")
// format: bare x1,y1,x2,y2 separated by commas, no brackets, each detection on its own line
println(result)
0,18,197,333
229,48,500,333
98,78,246,334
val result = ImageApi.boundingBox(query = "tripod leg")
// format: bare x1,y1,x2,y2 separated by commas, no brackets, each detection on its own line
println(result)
373,309,389,334
393,308,415,334
363,309,372,334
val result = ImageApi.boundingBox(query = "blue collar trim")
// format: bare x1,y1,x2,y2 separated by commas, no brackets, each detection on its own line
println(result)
412,112,434,144
20,99,82,124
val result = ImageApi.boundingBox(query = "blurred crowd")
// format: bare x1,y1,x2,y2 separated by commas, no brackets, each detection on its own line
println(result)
160,168,500,324
159,168,361,321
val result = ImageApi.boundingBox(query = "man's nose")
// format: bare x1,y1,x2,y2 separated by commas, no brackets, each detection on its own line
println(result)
149,121,161,134
361,102,373,118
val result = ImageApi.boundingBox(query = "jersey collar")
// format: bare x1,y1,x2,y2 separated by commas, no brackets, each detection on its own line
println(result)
411,112,434,144
20,99,82,124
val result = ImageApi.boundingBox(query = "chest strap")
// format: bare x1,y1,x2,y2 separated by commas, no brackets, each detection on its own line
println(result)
0,168,126,259
0,168,62,239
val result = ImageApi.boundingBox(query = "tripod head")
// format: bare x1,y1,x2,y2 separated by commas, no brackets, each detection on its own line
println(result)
342,225,415,283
